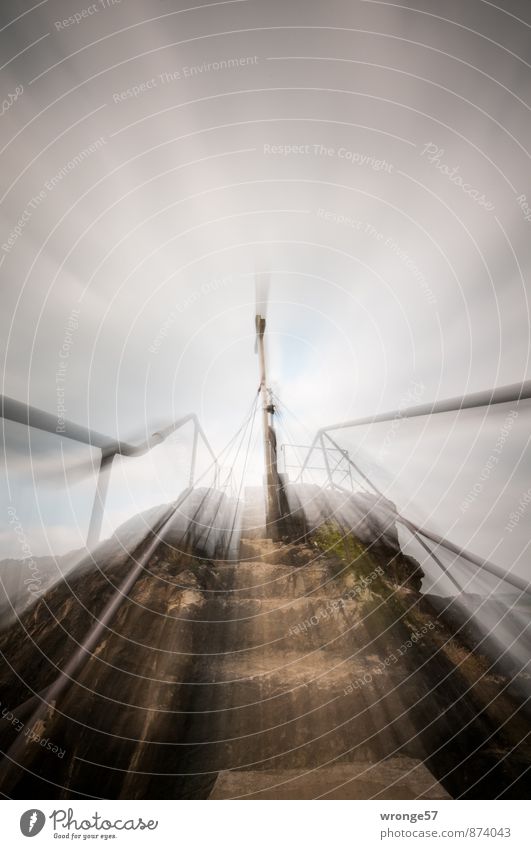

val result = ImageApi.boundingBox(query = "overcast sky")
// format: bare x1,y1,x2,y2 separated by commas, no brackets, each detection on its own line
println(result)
1,0,530,592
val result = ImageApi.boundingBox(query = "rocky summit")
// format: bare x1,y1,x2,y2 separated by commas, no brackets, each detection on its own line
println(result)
0,486,528,799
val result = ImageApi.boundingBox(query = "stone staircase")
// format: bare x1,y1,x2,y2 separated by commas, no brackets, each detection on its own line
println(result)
2,487,529,799
189,488,451,799
238,485,267,539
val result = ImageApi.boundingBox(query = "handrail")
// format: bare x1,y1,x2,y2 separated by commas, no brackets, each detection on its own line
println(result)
1,394,219,547
0,492,187,794
318,379,531,435
1,395,216,461
295,379,531,598
300,379,531,475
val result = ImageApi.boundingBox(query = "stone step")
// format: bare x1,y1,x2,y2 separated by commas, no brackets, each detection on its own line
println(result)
61,678,426,768
240,506,266,519
173,597,369,653
164,686,423,765
240,528,267,540
239,539,319,565
201,564,337,598
56,639,508,775
240,506,265,515
183,647,416,690
208,758,452,799
91,595,398,661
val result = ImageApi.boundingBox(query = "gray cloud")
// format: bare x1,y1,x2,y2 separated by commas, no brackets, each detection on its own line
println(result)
0,0,529,590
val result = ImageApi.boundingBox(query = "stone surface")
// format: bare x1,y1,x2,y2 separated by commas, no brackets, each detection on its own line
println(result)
209,759,451,800
0,486,529,799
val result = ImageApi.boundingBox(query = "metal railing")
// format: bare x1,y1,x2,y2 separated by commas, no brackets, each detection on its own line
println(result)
281,441,357,491
1,395,219,548
296,379,531,598
0,399,224,792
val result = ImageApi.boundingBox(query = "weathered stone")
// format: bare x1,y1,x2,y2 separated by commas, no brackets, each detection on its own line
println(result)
0,486,528,799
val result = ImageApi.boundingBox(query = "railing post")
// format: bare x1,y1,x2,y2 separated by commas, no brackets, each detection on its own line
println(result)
87,453,114,548
320,432,334,488
189,421,199,488
298,432,320,482
344,449,354,492
318,432,531,598
324,431,382,496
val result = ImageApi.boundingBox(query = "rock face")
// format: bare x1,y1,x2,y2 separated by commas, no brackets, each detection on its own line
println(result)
0,486,529,799
282,484,425,591
0,502,177,623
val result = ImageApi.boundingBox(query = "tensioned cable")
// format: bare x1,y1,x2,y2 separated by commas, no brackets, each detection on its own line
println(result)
187,389,261,495
200,391,260,553
219,389,260,491
223,389,261,552
234,391,260,498
270,393,307,470
273,392,331,488
275,406,307,477
0,392,269,784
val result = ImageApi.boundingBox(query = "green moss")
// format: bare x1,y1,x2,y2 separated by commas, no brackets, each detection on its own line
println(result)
312,521,382,582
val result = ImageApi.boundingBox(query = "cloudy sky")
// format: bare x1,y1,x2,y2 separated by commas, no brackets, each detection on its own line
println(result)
1,0,530,592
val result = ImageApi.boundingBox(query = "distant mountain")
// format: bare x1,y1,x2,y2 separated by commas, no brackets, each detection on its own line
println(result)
426,592,531,701
0,502,173,626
